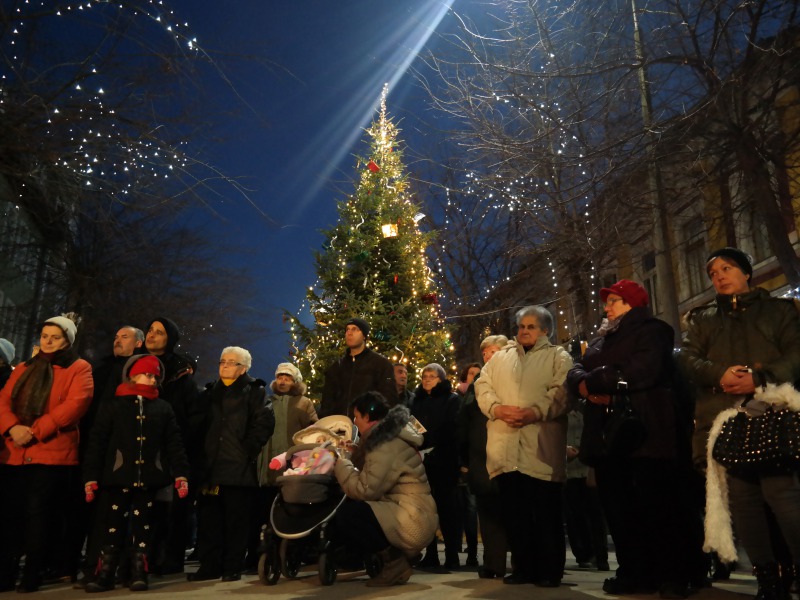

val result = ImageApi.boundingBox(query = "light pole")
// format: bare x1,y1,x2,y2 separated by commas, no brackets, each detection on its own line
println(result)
631,0,682,343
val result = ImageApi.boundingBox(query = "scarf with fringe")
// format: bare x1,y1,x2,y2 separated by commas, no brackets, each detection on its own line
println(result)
11,348,79,425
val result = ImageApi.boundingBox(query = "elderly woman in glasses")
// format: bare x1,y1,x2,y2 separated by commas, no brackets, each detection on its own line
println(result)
475,305,573,587
189,347,275,582
567,280,703,598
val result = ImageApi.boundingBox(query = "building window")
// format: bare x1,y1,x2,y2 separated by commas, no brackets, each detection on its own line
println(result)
684,218,707,298
641,251,659,315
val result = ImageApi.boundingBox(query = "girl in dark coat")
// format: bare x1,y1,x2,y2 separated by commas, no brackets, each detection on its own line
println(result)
83,354,190,593
411,363,462,570
567,280,704,598
189,346,274,583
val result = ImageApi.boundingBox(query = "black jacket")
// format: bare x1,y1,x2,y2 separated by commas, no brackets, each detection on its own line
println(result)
83,393,190,488
158,351,200,439
456,377,496,495
567,307,682,464
196,374,275,487
320,347,397,417
411,379,461,487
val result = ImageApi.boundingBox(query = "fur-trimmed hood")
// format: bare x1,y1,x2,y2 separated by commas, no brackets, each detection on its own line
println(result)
270,378,307,397
362,405,423,453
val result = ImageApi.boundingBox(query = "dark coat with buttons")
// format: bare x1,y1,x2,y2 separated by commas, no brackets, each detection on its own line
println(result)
83,391,189,488
196,374,275,487
567,306,682,465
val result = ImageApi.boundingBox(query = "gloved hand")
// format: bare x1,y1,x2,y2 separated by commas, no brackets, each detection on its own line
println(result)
175,477,189,499
85,481,98,503
587,393,611,406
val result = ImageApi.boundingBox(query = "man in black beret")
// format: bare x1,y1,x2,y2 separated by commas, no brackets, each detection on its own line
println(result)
319,317,397,417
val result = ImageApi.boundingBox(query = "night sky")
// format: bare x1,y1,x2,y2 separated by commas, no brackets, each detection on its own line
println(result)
180,1,459,379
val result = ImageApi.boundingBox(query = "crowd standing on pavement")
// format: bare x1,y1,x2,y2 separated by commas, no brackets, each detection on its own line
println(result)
0,246,798,598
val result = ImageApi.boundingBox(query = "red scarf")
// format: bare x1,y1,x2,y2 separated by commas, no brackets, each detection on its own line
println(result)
115,382,159,400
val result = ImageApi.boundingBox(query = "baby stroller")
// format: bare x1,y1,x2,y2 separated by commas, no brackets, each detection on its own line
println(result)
258,416,377,586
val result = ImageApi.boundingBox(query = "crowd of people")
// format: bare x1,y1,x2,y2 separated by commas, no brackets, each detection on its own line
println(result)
0,246,798,598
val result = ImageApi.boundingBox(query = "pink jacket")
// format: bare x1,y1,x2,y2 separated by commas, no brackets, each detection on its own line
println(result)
0,358,93,466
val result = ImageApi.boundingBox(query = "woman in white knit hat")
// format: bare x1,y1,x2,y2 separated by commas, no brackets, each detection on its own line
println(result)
0,315,93,592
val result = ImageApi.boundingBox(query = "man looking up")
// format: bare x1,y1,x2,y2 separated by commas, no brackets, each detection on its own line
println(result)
394,363,413,408
320,317,396,417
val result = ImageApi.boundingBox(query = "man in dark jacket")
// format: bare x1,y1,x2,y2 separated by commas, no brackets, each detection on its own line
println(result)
320,317,397,417
189,346,274,582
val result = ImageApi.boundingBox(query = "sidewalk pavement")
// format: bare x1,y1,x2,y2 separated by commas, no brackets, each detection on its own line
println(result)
2,550,759,599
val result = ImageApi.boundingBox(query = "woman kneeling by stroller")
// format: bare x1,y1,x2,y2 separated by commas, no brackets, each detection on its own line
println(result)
333,391,438,586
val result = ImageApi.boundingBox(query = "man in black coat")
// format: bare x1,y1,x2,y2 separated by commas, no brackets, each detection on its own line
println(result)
189,346,274,582
320,317,397,417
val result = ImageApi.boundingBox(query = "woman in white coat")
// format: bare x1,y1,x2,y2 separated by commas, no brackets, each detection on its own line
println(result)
475,305,573,587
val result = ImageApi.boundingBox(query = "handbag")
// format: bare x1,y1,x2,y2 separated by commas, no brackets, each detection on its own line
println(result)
602,380,648,458
578,379,648,466
711,394,800,476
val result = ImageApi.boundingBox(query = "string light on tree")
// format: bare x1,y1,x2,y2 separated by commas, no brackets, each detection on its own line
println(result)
286,84,454,394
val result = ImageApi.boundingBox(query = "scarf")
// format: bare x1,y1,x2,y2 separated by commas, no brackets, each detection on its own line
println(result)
596,315,623,337
11,347,79,425
115,382,159,400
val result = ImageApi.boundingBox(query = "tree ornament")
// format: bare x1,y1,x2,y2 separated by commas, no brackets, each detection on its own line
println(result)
374,329,391,342
367,160,380,173
421,293,439,305
353,250,370,262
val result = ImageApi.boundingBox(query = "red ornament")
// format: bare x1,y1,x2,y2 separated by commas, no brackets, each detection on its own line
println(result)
367,160,380,173
422,293,439,305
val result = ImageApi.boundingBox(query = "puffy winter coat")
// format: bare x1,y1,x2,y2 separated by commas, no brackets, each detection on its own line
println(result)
0,352,93,466
567,306,681,465
475,336,572,482
83,392,189,488
197,374,275,487
321,347,397,417
679,287,800,466
334,405,438,557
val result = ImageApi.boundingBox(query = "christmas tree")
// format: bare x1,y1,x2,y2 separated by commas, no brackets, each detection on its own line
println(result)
287,85,454,397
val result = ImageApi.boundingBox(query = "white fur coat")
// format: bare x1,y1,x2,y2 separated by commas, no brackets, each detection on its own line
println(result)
704,383,800,562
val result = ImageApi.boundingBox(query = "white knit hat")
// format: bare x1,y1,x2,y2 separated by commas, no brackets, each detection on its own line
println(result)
0,338,14,364
44,316,77,345
275,362,302,383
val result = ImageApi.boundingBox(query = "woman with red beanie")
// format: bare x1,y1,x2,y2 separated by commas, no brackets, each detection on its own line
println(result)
567,280,705,599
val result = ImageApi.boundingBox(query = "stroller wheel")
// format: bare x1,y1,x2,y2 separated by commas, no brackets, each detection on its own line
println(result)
365,553,383,578
279,539,302,579
318,551,337,586
258,552,280,586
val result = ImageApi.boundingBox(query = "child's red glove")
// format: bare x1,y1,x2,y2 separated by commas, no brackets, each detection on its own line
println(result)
175,478,189,499
85,481,98,503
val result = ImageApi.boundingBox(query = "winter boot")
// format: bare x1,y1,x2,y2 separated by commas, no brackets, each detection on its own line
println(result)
129,552,149,591
753,562,788,600
366,547,412,587
86,546,119,593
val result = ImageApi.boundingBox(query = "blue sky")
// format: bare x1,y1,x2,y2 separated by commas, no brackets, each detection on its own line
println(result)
181,1,458,377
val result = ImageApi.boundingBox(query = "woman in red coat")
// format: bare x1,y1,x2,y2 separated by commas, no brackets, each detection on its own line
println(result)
0,315,93,592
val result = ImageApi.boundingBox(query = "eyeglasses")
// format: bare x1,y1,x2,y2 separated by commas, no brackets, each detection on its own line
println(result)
219,361,243,367
604,298,622,307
